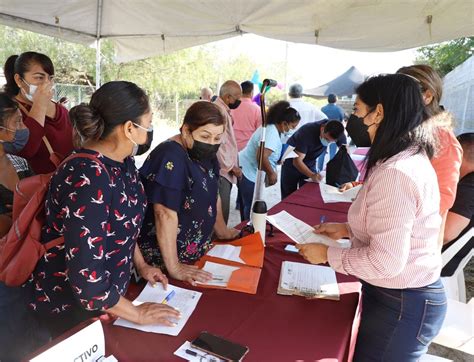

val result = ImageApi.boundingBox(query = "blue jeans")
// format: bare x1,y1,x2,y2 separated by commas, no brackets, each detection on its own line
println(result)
354,279,447,361
317,143,338,172
238,174,255,221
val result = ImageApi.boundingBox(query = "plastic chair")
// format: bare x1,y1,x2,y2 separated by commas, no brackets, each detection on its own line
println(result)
441,227,474,303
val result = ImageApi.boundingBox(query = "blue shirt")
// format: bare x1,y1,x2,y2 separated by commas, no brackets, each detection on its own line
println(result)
239,124,282,183
138,140,220,266
321,103,345,121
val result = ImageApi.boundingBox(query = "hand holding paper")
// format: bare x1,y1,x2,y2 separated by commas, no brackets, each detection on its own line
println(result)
266,210,350,248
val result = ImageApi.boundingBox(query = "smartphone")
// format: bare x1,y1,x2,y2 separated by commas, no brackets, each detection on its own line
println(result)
191,331,249,361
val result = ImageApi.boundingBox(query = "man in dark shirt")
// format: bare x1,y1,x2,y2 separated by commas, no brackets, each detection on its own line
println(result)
442,132,473,277
281,120,344,199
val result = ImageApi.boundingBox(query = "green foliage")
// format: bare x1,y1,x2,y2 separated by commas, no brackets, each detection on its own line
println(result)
415,37,474,76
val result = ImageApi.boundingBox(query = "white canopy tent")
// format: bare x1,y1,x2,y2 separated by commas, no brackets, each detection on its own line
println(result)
0,0,473,85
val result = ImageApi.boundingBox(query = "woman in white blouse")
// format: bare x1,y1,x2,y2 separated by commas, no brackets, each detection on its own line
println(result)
297,74,446,361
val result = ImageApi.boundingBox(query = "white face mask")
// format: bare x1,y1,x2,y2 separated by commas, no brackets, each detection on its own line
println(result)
22,79,37,102
127,135,139,157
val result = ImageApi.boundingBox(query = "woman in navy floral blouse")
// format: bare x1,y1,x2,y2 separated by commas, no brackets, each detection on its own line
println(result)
138,101,239,285
27,81,180,337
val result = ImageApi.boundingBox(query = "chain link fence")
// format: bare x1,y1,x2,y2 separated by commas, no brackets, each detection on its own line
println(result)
54,83,94,109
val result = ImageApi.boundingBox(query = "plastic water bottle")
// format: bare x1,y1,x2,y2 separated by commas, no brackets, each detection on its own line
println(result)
251,200,267,246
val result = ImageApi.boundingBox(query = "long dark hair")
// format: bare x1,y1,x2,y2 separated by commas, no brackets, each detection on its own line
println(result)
3,52,55,97
266,101,301,125
0,92,19,127
69,81,150,143
357,74,435,177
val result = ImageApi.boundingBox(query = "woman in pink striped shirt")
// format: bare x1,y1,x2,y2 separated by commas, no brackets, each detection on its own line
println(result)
298,74,446,361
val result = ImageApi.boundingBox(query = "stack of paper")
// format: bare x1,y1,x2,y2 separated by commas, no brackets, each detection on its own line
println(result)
266,210,351,248
114,284,201,336
319,182,362,203
278,261,340,300
280,145,298,162
194,233,265,294
206,245,244,264
196,261,239,287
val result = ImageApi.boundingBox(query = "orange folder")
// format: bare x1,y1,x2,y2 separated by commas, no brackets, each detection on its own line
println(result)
194,232,265,294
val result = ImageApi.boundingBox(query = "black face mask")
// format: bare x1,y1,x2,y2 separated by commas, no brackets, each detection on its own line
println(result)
346,113,373,147
228,99,241,110
188,139,220,161
136,130,154,155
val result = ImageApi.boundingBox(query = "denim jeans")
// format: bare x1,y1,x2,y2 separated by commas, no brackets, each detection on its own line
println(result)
354,279,447,361
238,174,255,221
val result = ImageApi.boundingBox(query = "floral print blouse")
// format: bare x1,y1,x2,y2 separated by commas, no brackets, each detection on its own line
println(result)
27,149,146,316
138,140,219,267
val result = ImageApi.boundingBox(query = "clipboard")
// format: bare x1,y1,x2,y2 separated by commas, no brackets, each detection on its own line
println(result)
194,233,265,294
277,261,340,301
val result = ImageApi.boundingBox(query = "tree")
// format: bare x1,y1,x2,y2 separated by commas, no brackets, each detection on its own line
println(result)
415,37,474,76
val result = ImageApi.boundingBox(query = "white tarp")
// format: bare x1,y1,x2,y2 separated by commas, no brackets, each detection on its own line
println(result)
0,0,473,63
441,55,474,135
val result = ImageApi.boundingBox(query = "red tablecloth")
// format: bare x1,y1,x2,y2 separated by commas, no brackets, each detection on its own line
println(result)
32,186,361,362
104,241,360,362
281,183,351,214
102,199,359,362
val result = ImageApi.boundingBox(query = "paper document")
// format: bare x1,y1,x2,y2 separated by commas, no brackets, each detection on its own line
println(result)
279,261,339,299
196,261,239,287
266,210,350,248
114,283,201,336
319,182,362,203
206,244,244,264
280,145,298,162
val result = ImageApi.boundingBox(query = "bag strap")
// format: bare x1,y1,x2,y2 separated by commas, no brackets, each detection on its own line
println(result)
44,236,65,251
16,101,55,156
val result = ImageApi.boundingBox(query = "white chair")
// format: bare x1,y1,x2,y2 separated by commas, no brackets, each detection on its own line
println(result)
432,298,474,355
441,227,473,303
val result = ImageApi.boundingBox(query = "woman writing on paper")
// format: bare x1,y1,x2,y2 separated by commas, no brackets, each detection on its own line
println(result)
4,52,73,173
239,101,300,219
137,102,239,286
297,74,446,360
27,81,179,338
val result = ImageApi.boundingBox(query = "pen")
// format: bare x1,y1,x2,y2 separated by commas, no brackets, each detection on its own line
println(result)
185,349,198,357
320,215,326,224
212,277,224,281
161,290,176,304
335,182,341,187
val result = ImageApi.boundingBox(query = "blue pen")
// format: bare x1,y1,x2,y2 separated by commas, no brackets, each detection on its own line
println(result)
320,215,326,224
161,290,176,304
335,183,341,188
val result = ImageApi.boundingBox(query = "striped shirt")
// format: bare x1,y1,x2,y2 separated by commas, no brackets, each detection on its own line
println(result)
327,148,442,289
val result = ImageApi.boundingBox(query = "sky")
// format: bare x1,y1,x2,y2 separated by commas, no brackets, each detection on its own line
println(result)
206,34,418,89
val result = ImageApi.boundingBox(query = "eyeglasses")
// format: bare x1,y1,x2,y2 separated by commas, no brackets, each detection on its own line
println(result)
133,122,153,132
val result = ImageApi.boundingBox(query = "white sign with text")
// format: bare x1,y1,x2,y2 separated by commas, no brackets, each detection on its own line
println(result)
31,320,105,362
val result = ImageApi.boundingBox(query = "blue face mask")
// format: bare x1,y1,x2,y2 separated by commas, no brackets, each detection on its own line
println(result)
0,127,30,154
320,136,330,147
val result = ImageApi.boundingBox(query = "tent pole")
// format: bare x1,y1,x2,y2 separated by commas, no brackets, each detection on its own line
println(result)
95,39,101,90
95,0,103,89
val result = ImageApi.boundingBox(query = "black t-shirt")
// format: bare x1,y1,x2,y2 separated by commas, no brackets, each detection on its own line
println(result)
441,172,473,277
